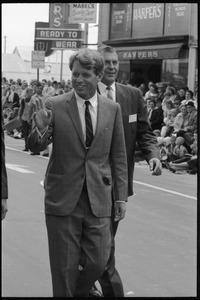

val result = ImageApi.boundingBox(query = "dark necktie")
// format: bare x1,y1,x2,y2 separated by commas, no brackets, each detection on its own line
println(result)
85,101,93,148
106,86,113,101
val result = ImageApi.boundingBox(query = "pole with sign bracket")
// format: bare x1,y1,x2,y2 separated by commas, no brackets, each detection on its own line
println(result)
60,50,63,82
37,68,39,82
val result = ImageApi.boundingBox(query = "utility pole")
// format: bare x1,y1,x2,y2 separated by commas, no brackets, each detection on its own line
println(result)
4,36,7,54
60,50,63,82
85,24,88,48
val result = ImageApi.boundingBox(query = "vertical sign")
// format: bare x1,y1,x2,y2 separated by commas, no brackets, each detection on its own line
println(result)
69,3,97,23
31,51,45,69
164,3,191,36
110,3,132,39
132,3,164,38
49,3,69,28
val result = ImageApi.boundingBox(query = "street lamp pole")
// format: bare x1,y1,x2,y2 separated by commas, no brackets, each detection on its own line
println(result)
4,36,7,54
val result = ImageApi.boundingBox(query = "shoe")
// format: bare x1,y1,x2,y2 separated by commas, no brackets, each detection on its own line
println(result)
42,153,49,157
30,152,40,155
23,148,29,151
13,131,20,139
88,286,103,297
165,161,176,173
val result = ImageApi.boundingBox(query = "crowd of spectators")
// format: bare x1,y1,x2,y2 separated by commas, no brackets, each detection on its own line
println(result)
138,81,198,174
2,77,198,174
2,77,73,156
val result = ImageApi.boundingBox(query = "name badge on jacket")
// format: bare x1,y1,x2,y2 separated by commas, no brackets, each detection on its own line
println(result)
129,114,137,123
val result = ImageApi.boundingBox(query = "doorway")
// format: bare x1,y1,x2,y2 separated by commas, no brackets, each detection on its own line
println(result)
130,60,162,87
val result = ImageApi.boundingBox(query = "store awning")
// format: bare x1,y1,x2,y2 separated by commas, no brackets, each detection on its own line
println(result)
117,43,183,60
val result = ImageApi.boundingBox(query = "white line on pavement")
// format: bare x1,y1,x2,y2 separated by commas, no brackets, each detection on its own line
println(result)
133,180,197,200
6,146,196,200
6,163,35,174
5,146,49,159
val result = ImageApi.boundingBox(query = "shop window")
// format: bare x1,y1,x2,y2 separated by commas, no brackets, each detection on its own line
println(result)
161,58,188,90
117,61,130,84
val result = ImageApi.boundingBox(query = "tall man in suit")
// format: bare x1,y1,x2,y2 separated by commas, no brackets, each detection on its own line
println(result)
27,48,128,297
93,45,162,297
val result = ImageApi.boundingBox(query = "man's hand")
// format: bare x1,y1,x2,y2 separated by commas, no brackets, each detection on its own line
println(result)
114,201,126,222
149,158,162,175
1,199,8,220
32,97,52,133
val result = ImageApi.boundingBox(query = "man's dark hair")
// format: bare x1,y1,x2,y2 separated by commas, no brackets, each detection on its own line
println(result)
69,48,104,76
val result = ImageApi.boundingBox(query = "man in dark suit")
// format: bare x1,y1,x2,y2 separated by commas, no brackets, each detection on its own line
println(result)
92,45,162,297
1,104,8,220
27,48,128,297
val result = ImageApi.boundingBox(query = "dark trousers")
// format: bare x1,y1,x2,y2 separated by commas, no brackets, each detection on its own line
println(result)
98,203,124,297
45,186,111,297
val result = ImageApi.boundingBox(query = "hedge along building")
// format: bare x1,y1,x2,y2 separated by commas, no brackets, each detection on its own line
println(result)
98,3,198,93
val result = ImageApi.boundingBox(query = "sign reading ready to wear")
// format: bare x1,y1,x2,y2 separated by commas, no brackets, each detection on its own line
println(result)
31,51,45,69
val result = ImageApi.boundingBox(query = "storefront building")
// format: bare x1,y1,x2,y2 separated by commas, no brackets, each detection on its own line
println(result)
98,3,198,93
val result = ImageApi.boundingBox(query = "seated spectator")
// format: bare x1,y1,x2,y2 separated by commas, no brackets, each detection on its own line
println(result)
138,83,146,98
181,90,194,106
52,80,59,96
193,90,198,109
67,79,73,92
162,92,174,113
174,87,186,102
174,102,197,153
19,87,34,151
2,82,10,106
64,84,70,93
144,83,158,102
144,81,154,100
3,84,19,111
173,105,188,135
156,82,166,101
57,82,64,95
154,97,164,127
173,98,182,112
163,99,174,120
171,136,188,161
156,137,166,161
165,86,177,102
161,108,178,137
148,99,163,131
19,81,28,101
190,130,198,155
161,134,183,165
159,136,172,164
183,101,197,146
44,80,54,97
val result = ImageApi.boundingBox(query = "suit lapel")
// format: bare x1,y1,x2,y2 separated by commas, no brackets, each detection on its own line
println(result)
66,92,108,151
116,84,127,106
66,92,85,148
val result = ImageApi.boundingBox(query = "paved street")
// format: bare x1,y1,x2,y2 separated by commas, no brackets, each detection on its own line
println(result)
2,134,197,297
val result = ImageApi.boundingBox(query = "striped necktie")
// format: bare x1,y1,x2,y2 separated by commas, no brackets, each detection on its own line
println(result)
106,86,113,101
85,101,93,149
